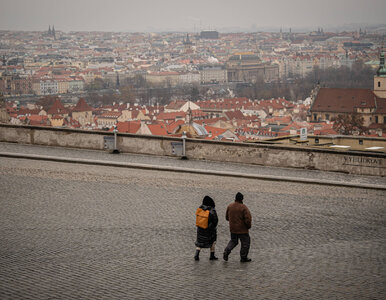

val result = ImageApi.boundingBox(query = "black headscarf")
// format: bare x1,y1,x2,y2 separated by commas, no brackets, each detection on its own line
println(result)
202,195,215,208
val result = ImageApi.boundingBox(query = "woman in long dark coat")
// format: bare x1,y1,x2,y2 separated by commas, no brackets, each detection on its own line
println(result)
194,196,218,261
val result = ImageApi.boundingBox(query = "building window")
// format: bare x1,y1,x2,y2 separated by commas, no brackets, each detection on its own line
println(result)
378,81,381,88
384,116,386,124
325,114,330,120
359,139,363,145
375,116,378,123
315,138,319,144
313,114,317,121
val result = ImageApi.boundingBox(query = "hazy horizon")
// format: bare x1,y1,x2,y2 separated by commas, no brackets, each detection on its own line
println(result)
1,0,386,32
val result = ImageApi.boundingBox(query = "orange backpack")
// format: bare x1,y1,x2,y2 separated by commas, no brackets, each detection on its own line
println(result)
196,208,209,229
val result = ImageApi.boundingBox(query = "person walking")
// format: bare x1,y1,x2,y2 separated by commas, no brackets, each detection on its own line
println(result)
194,196,218,261
223,192,252,262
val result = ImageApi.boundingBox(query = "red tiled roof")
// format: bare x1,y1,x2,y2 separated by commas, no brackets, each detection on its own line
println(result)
256,98,294,110
147,124,168,136
99,111,122,119
114,121,141,134
204,125,227,139
27,115,50,126
64,117,81,128
167,120,185,132
311,88,376,113
47,99,68,115
265,116,292,124
16,107,42,116
131,110,141,119
224,110,245,120
314,128,338,135
195,117,228,125
191,110,207,118
164,100,186,110
367,123,386,129
197,97,250,110
72,98,92,112
280,121,312,132
156,111,186,121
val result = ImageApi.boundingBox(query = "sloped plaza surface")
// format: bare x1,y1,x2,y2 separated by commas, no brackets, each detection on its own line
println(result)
0,149,385,299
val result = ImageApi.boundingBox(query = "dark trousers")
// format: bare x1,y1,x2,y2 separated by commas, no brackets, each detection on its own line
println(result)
224,233,250,259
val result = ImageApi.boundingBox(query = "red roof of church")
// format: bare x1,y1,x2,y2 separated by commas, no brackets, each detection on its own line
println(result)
311,88,376,113
47,99,68,115
72,98,93,112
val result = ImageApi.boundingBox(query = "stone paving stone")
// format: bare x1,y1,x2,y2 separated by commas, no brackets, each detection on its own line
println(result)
0,157,385,299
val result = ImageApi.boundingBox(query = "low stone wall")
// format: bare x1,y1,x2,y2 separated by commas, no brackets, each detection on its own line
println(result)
0,124,385,176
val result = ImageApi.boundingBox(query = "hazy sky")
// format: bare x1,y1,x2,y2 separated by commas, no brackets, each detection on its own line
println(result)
1,0,385,32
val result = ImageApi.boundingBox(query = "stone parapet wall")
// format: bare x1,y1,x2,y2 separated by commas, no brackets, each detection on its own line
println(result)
0,124,384,176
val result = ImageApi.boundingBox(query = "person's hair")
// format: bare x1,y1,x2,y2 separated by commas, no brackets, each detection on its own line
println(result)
235,192,244,202
202,195,215,207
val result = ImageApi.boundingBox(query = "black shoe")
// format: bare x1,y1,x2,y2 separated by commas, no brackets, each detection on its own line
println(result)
194,250,200,261
240,258,252,262
210,252,218,260
223,251,229,261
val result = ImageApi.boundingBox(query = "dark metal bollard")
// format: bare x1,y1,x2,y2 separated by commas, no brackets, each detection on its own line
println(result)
112,125,120,154
181,131,187,160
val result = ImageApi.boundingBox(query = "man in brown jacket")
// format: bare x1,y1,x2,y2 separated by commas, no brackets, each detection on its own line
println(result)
223,192,252,262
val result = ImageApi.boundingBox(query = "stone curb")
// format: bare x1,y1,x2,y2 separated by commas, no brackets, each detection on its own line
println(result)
1,152,385,191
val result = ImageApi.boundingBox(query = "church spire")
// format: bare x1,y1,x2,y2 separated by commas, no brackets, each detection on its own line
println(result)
377,51,386,77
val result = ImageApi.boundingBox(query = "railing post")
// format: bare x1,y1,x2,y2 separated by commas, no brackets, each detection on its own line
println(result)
181,131,187,160
112,125,120,154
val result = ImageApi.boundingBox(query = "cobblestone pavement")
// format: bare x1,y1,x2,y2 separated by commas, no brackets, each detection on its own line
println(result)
0,155,385,299
1,142,385,186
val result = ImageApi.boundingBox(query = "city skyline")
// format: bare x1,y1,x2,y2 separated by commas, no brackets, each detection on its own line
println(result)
1,0,386,32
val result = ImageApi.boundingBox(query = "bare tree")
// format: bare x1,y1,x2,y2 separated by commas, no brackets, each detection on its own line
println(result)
119,85,136,104
332,113,368,135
